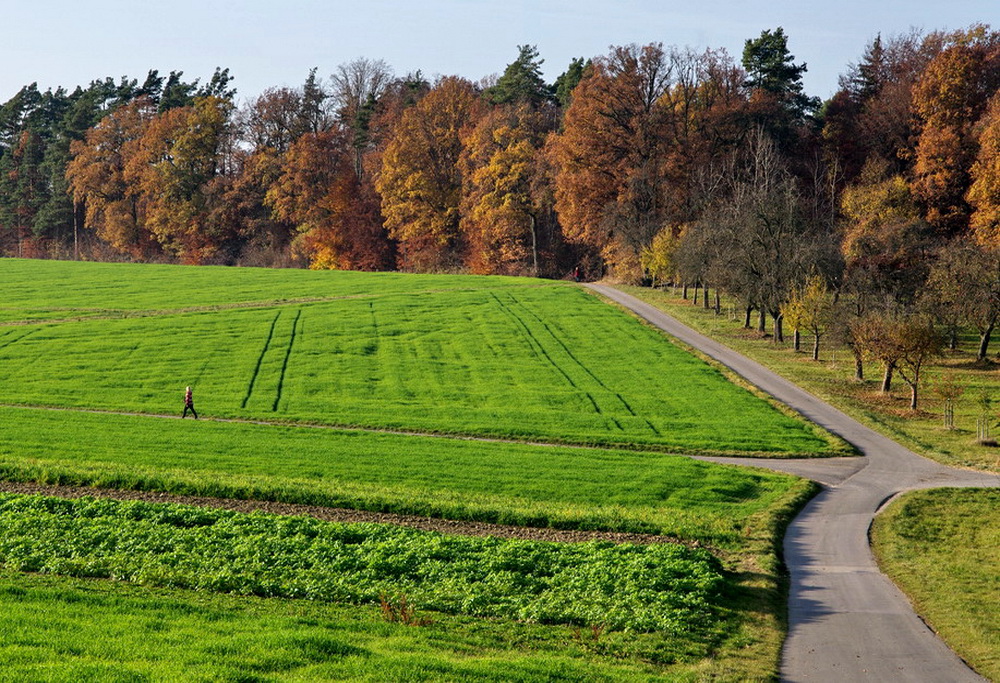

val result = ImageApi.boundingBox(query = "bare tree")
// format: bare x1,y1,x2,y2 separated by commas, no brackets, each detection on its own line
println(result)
924,240,1000,361
330,57,394,124
684,129,839,341
331,58,394,177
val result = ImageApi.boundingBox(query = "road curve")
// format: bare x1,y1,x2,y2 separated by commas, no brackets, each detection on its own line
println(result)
587,284,1000,682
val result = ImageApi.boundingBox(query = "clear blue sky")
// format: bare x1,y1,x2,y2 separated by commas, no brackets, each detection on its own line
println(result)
3,0,996,106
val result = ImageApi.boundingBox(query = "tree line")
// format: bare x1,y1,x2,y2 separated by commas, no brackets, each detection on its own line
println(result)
1,26,999,406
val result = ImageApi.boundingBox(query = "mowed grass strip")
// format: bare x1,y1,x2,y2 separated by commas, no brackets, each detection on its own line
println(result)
0,570,737,681
0,266,838,456
0,406,807,546
871,489,1000,681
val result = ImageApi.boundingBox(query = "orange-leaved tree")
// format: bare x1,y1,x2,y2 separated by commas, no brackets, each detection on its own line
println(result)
266,128,392,270
548,44,675,281
911,27,1000,234
969,93,1000,245
122,96,234,263
375,76,485,271
459,104,555,275
66,98,160,258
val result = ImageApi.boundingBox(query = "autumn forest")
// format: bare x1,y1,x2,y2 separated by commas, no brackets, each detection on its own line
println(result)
2,26,1000,386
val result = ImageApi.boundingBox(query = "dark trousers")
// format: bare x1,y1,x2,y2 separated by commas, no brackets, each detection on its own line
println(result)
183,404,198,419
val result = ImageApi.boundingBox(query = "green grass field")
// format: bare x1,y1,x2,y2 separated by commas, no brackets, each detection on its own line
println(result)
0,569,739,682
0,259,838,680
0,406,808,545
1,259,839,455
871,489,1000,681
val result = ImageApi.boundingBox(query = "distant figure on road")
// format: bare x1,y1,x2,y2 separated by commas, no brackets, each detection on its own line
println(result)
183,386,198,419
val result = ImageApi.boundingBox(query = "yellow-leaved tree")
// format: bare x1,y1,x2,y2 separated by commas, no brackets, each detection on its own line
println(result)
459,105,554,275
969,94,1000,246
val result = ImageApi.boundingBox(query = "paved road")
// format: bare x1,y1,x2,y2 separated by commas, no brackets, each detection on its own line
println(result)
588,284,1000,682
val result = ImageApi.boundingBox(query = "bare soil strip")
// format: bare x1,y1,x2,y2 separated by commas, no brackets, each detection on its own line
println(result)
0,480,681,546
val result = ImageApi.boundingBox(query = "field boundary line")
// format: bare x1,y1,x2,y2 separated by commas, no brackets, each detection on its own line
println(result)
0,480,686,546
0,402,611,451
0,401,824,459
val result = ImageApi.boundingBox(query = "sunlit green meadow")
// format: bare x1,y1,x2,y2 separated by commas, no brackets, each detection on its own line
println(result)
0,259,836,679
1,259,841,455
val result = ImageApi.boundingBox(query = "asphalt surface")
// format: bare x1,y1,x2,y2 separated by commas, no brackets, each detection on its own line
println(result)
588,284,1000,682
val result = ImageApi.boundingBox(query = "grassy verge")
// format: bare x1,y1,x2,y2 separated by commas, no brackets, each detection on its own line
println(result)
871,489,1000,680
619,285,1000,472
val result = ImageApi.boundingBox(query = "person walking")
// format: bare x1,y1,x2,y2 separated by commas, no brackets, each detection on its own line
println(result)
183,386,198,419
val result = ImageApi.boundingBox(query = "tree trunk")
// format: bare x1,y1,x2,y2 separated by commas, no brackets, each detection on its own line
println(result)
881,362,895,393
854,350,864,381
73,203,80,261
909,366,922,410
682,284,688,300
528,214,539,276
744,306,753,329
812,333,820,361
793,329,801,352
693,283,700,305
977,321,995,361
757,309,766,333
774,314,784,343
703,284,710,309
714,290,721,315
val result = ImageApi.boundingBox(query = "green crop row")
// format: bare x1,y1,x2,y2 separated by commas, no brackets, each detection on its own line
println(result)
0,494,725,636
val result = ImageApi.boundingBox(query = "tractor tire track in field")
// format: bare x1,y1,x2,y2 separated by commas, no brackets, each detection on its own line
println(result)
365,302,381,391
507,292,637,416
488,292,606,419
241,311,281,409
588,283,1000,683
272,309,302,412
504,292,638,433
0,328,40,352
